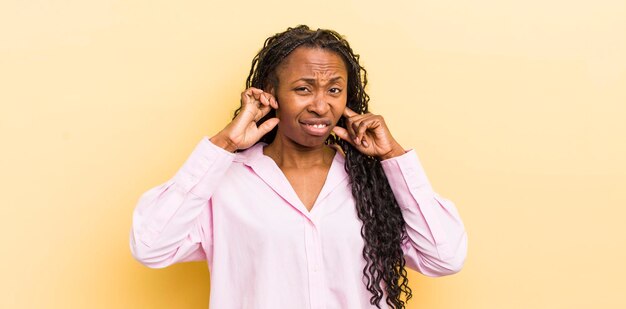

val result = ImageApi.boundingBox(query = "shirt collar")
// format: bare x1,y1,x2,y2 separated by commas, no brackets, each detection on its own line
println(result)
233,142,349,220
234,142,346,168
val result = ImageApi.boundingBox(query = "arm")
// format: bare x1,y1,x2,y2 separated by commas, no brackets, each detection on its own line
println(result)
130,87,279,269
129,137,235,268
381,150,468,277
332,107,467,276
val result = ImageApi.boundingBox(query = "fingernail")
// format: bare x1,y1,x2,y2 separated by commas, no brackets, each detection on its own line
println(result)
363,140,369,147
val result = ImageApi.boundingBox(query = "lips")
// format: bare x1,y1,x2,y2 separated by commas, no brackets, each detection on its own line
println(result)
299,118,332,136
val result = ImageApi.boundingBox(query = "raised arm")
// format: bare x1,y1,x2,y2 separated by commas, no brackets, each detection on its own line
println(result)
129,138,234,268
130,87,279,268
333,106,467,276
381,151,468,277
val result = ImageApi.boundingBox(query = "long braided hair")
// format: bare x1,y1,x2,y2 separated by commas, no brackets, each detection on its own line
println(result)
234,25,412,308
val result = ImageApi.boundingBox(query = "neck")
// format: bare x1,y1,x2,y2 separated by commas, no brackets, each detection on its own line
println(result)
263,135,335,169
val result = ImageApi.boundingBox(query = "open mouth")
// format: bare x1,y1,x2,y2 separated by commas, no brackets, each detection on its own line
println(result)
300,119,331,136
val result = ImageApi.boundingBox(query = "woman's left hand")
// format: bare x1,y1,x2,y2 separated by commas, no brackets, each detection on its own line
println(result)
332,107,406,160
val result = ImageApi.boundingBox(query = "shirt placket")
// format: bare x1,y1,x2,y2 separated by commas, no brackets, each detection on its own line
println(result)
304,218,325,309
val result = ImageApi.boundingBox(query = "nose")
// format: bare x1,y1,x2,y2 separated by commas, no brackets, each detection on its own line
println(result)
307,91,331,115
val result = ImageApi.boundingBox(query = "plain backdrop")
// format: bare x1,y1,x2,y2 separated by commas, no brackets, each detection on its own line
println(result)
1,0,625,308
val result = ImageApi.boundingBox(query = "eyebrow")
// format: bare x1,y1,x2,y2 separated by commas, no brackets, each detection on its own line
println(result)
292,76,346,85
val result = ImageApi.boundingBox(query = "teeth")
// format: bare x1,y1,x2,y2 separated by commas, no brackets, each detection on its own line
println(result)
308,124,327,129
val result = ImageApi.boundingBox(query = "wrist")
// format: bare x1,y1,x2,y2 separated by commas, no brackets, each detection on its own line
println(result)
210,134,238,153
380,143,406,160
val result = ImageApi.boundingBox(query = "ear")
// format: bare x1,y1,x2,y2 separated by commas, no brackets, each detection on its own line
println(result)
265,85,280,114
266,84,276,97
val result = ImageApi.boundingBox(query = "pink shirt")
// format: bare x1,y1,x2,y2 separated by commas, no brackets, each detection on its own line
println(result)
130,137,467,309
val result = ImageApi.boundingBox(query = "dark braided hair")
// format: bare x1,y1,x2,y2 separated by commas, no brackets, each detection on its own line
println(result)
234,25,412,308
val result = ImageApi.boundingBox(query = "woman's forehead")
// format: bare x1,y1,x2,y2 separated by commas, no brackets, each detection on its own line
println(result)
276,47,348,79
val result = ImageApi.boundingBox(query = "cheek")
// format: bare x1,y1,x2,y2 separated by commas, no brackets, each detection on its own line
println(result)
332,98,347,118
275,103,300,124
276,96,307,119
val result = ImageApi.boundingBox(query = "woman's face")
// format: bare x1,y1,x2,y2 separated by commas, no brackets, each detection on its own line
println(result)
270,47,348,149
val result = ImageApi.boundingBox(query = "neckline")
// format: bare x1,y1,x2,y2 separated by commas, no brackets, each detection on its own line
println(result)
240,142,347,217
261,144,340,170
237,142,345,166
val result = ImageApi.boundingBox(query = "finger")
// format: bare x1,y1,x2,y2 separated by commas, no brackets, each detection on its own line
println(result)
263,92,278,109
245,88,264,104
256,102,274,121
332,126,356,147
239,94,260,121
252,90,275,109
241,90,273,120
249,87,264,95
356,118,374,144
344,120,357,143
241,88,262,107
350,119,364,144
343,106,359,118
344,112,365,140
349,112,370,121
267,93,278,109
240,90,252,106
255,92,270,107
346,113,369,142
257,118,280,136
356,122,367,146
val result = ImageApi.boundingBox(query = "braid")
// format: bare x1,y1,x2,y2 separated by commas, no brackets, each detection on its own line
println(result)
236,25,413,308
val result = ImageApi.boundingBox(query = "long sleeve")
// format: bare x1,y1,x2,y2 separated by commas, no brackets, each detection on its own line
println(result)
129,137,235,269
381,150,468,277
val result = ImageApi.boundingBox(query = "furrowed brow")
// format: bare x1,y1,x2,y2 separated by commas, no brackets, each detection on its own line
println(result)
293,76,345,85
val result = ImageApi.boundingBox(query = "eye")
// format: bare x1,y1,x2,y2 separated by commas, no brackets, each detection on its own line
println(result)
295,87,310,93
329,88,343,94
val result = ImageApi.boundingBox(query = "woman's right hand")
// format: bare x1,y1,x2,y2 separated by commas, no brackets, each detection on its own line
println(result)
210,87,279,152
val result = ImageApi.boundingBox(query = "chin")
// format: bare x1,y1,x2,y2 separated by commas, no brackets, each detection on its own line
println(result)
289,134,331,149
298,137,330,148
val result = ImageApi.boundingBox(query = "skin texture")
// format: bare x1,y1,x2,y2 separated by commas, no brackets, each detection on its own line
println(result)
211,47,404,210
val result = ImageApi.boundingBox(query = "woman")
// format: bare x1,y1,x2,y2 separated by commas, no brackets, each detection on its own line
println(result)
130,25,467,309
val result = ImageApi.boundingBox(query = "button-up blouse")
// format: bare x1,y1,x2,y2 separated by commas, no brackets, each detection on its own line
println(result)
130,137,467,308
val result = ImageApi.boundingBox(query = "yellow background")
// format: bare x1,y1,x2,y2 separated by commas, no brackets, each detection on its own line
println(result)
1,0,625,308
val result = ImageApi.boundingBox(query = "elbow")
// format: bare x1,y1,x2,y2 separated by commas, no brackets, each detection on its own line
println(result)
421,250,466,277
434,250,466,276
129,232,174,269
131,247,171,269
417,233,468,277
434,232,468,276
